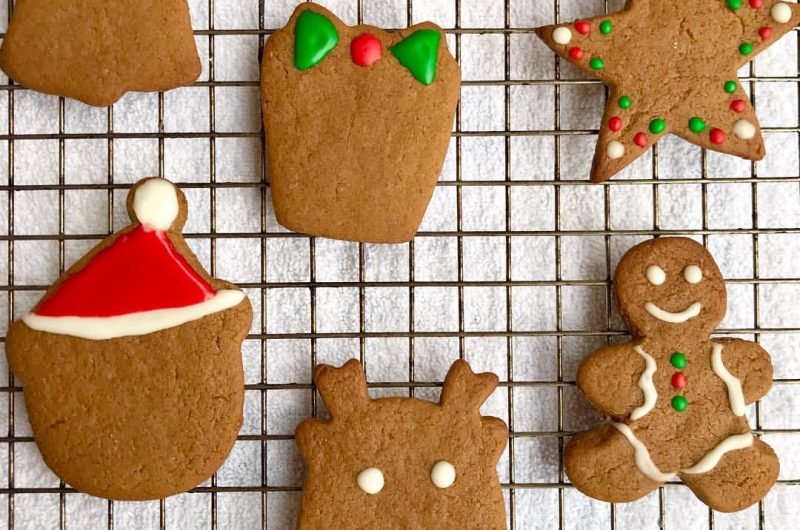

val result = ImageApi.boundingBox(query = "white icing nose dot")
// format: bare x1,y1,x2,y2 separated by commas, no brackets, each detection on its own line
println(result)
683,265,703,284
356,467,384,494
133,178,179,232
430,461,456,489
646,265,666,286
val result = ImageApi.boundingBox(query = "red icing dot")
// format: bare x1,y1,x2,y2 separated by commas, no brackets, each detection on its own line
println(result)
609,117,623,132
575,21,591,35
569,47,584,60
351,33,382,67
759,26,773,40
730,99,747,113
710,128,727,145
633,132,648,147
750,0,764,7
671,372,687,389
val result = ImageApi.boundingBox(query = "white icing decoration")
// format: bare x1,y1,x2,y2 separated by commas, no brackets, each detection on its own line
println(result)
644,302,702,323
430,461,456,489
612,423,676,482
711,343,747,417
607,140,625,160
646,265,666,286
771,2,793,24
357,468,385,495
631,346,658,421
23,290,245,340
733,120,757,141
133,178,180,232
681,433,753,474
683,265,702,284
552,27,572,45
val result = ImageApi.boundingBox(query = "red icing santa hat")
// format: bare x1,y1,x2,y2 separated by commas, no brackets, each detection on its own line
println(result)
23,178,245,340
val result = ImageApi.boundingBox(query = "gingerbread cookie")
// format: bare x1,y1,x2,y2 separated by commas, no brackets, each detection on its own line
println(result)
261,3,461,243
566,237,778,512
535,1,800,182
295,359,508,529
0,0,201,106
5,178,252,500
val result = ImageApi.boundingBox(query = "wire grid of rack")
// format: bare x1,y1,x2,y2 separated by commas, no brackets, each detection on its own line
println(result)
1,0,799,528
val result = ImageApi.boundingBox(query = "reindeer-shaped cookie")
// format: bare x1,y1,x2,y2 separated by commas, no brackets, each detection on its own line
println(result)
567,237,778,512
295,359,508,529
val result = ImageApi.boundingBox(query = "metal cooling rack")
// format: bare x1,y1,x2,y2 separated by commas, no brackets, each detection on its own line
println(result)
1,0,799,528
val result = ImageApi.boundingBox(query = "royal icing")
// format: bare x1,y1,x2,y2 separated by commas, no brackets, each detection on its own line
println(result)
631,346,658,420
390,30,441,86
771,2,793,23
357,467,385,494
294,10,340,71
351,33,382,67
681,433,753,474
133,178,180,232
430,461,456,489
733,119,757,140
552,26,572,45
646,265,666,286
683,265,702,284
644,302,702,323
711,343,746,416
607,140,625,160
612,423,676,482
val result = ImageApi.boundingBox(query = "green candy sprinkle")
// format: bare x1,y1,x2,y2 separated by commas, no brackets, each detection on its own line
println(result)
672,395,688,412
618,95,632,109
739,42,754,56
590,57,605,70
649,118,666,135
726,0,742,10
670,352,687,370
689,117,706,133
724,80,738,94
600,20,613,35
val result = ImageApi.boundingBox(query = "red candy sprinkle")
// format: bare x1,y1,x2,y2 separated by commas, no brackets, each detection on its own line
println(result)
569,47,584,60
671,372,687,389
730,99,747,113
633,132,648,147
759,27,773,40
609,117,623,132
575,21,591,35
350,33,382,67
750,0,764,7
710,128,727,145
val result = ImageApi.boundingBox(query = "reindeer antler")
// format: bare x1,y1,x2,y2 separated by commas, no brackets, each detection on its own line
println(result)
440,360,499,413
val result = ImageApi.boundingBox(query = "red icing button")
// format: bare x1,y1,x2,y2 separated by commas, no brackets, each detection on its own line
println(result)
710,128,727,145
671,372,687,389
609,117,623,132
569,47,584,60
759,27,773,40
633,132,648,147
575,21,591,35
750,0,764,7
730,99,747,113
351,33,382,67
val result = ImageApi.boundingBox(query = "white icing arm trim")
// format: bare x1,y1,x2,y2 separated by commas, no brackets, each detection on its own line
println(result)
644,302,701,323
23,290,245,340
681,433,753,475
631,346,658,420
612,423,676,482
711,343,747,417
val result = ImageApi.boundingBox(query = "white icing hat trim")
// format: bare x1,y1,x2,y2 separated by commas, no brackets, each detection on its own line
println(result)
631,346,658,421
357,468,384,495
23,290,245,340
133,178,180,232
681,433,753,474
711,343,746,416
552,26,572,45
733,119,756,141
771,2,793,24
644,301,701,323
612,423,676,482
607,140,625,160
430,461,456,489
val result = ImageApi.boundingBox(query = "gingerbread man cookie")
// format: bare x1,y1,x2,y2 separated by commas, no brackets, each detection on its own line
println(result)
6,178,252,500
295,359,508,529
535,0,800,182
566,237,778,512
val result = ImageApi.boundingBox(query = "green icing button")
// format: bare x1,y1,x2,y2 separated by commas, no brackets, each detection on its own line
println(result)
649,118,666,135
600,20,613,35
294,10,340,71
672,395,688,412
390,30,442,86
689,117,706,133
724,80,738,94
670,352,687,369
589,57,605,70
726,0,742,10
618,95,632,109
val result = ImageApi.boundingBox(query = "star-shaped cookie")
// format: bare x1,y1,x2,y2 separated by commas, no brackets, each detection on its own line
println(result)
536,0,800,182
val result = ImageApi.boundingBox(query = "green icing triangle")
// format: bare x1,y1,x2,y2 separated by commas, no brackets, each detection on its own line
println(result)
390,30,441,86
294,10,339,71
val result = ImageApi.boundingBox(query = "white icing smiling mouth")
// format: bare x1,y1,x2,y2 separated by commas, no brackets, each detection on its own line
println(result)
644,302,702,323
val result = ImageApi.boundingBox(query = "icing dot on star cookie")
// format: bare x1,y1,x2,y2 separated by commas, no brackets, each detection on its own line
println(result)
609,117,623,132
575,21,591,34
726,0,742,10
750,0,764,7
600,20,613,34
730,99,746,112
724,80,738,94
589,57,604,70
710,128,728,144
552,26,572,44
688,117,706,133
733,119,757,140
649,118,666,134
633,132,648,147
357,468,385,494
607,141,625,160
771,2,793,23
618,95,632,109
569,47,583,60
759,27,773,40
739,42,754,56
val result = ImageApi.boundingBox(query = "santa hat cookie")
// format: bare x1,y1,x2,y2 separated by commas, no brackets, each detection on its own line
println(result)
5,178,252,500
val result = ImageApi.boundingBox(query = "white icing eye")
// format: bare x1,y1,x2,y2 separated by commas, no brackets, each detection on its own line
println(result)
356,467,384,494
430,461,456,489
683,265,703,284
646,265,666,286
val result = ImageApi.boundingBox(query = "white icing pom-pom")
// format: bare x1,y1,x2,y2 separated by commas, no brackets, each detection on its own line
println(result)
733,119,756,140
552,27,572,45
607,141,625,160
133,178,180,231
771,2,793,24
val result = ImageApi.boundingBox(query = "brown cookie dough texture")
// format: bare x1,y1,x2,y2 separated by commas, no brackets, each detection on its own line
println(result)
5,178,252,500
296,359,508,529
536,1,800,182
0,0,201,106
566,237,778,512
261,3,461,243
